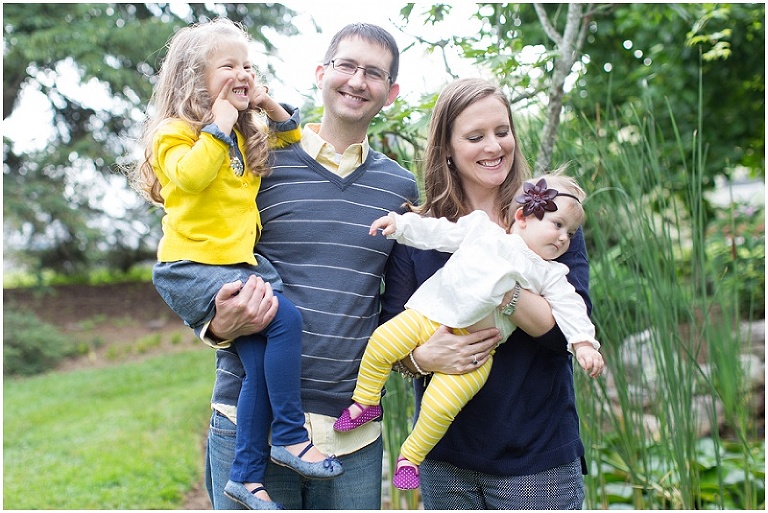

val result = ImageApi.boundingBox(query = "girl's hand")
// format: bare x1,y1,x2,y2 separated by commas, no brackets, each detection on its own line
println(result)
249,82,291,123
248,82,269,110
369,215,397,236
211,79,239,134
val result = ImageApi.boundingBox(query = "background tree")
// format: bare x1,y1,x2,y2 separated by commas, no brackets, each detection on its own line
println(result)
530,2,592,173
567,3,765,185
3,3,300,276
3,3,764,278
402,3,764,184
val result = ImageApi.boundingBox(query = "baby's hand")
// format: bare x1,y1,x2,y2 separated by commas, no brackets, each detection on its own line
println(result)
369,215,397,236
574,344,605,378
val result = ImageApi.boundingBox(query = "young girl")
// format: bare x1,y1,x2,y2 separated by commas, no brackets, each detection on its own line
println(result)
133,18,342,510
334,173,604,490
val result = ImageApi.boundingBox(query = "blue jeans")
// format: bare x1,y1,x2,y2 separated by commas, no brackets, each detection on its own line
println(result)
206,411,384,510
420,457,585,510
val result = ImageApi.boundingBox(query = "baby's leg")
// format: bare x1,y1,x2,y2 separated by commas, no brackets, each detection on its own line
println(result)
353,309,436,406
400,354,493,465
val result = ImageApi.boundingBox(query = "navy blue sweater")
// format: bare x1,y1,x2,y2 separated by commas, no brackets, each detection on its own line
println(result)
210,143,419,418
380,228,591,476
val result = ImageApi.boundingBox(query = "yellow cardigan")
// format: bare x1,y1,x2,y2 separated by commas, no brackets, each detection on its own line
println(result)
152,119,301,265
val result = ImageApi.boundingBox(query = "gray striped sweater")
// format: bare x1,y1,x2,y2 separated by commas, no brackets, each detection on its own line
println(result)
211,143,419,417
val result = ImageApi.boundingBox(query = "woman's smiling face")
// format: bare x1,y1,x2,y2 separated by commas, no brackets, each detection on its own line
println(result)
448,95,517,194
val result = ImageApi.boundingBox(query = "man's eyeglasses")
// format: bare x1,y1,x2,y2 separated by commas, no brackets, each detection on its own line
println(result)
327,59,391,84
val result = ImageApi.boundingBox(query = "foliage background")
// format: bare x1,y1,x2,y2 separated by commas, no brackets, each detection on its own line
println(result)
3,2,765,510
3,3,764,277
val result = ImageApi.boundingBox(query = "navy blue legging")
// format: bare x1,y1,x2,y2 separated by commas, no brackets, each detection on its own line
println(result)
229,292,309,484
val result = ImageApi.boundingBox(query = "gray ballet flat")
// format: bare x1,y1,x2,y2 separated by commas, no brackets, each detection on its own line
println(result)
223,481,283,510
270,442,344,479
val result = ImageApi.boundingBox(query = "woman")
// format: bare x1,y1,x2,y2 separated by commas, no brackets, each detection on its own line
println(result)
380,78,591,509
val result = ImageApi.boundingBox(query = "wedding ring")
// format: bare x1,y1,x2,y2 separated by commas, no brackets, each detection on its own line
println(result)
472,354,479,365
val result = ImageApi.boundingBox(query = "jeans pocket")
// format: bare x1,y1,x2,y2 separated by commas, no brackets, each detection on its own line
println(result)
209,411,237,437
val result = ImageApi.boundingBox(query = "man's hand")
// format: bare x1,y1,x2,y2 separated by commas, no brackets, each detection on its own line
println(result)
208,275,278,340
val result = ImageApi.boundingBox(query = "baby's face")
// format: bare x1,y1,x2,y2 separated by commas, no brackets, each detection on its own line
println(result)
516,197,582,260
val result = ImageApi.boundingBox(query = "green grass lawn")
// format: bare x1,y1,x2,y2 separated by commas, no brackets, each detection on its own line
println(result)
3,349,213,509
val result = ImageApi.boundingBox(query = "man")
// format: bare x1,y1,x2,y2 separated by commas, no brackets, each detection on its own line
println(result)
200,23,422,509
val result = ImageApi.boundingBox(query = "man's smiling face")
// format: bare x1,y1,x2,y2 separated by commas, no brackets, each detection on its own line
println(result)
315,36,397,128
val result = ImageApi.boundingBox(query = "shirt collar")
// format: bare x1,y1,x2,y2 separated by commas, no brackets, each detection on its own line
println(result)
301,123,369,177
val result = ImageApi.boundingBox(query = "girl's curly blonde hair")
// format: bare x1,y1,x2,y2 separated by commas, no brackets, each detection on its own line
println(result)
132,18,270,205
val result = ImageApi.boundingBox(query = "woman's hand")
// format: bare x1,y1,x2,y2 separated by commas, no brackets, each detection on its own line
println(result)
208,275,278,340
413,325,502,375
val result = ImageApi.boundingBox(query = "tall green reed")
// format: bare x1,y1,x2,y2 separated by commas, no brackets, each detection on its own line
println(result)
381,373,422,509
558,96,763,508
371,106,425,510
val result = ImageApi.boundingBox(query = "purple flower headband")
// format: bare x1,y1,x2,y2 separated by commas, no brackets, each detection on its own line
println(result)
515,178,581,220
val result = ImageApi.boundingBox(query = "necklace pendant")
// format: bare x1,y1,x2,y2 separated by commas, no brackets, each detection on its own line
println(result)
230,156,244,176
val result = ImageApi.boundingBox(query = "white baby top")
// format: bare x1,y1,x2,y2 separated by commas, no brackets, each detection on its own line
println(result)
388,210,599,352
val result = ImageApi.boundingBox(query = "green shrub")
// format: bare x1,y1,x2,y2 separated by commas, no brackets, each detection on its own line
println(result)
3,309,77,375
705,202,765,319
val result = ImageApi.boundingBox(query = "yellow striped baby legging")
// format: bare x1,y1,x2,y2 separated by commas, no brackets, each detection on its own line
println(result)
352,308,492,465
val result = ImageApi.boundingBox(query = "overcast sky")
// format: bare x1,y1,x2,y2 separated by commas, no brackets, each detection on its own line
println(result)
3,2,486,152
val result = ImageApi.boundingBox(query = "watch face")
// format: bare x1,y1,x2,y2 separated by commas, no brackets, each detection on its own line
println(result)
501,283,521,316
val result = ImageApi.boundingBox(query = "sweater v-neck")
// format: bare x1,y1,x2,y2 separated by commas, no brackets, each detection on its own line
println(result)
290,144,370,191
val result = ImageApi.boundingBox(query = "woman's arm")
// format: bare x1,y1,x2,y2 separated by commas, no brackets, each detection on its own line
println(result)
383,243,502,374
410,227,591,371
507,288,556,336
